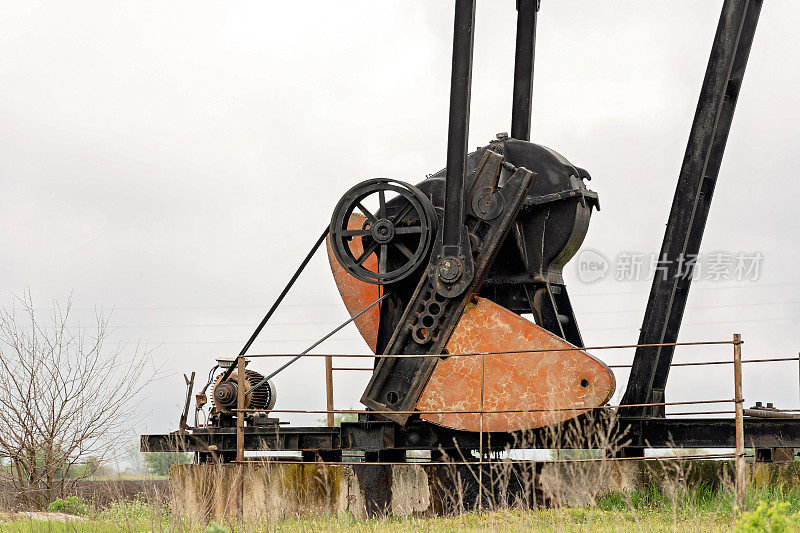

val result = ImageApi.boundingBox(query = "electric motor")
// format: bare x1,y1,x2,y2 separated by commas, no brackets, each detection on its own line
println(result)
212,369,276,415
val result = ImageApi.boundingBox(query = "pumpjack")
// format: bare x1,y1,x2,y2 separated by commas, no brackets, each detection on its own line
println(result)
145,0,800,464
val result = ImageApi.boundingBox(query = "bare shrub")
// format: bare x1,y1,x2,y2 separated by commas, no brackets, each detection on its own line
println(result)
0,292,155,509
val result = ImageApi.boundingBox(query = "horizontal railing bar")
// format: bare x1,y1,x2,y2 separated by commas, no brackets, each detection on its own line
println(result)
238,340,735,359
233,398,734,416
666,410,736,416
610,356,798,369
332,357,797,371
233,452,737,467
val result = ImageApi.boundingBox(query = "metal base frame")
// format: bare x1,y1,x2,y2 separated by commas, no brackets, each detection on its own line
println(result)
142,417,800,460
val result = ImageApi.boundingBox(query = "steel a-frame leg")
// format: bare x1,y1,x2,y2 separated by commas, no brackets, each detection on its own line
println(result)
621,0,763,417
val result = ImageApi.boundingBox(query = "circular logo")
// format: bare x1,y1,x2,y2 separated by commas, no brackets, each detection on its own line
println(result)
576,249,609,283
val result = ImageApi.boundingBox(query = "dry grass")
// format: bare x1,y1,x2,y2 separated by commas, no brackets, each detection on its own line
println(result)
1,483,798,532
0,509,727,532
5,410,798,532
0,505,759,532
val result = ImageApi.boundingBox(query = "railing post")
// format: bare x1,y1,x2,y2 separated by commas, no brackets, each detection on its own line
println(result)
236,354,245,463
733,333,745,511
325,355,335,427
478,353,484,512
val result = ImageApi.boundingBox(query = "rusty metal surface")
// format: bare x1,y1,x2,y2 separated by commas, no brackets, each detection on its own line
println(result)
327,213,381,353
329,219,615,432
329,245,615,432
363,160,535,424
416,297,615,432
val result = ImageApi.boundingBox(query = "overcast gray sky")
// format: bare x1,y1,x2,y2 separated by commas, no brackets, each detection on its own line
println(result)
2,1,799,436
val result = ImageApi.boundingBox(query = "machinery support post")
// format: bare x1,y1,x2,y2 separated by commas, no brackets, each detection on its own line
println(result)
443,0,476,250
733,333,745,510
622,0,763,415
478,353,485,512
432,0,478,294
511,0,540,141
236,355,245,463
325,355,335,427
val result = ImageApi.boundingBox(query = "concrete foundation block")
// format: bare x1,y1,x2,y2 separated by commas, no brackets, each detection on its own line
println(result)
169,459,800,520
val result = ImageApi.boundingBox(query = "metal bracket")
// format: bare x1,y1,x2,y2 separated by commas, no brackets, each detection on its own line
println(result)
361,152,534,425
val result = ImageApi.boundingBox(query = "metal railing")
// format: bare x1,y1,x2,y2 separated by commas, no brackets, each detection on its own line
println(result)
233,334,756,508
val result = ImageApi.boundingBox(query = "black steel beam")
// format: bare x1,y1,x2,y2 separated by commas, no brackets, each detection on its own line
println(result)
621,417,800,449
442,0,476,249
511,0,540,141
141,426,341,453
141,415,800,454
621,0,763,415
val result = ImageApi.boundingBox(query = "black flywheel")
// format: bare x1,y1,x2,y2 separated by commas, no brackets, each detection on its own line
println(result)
329,178,436,285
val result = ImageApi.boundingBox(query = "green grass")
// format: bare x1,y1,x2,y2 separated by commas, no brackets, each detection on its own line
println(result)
85,473,168,481
272,509,735,532
0,509,735,532
2,487,800,532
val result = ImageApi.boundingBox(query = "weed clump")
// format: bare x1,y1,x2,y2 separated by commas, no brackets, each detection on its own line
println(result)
736,500,800,532
47,496,87,516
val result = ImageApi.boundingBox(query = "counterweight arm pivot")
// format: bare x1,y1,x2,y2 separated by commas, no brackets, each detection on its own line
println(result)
362,150,535,424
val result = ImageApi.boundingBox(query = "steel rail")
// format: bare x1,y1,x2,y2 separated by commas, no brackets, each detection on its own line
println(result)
233,398,734,416
610,356,799,369
233,452,737,467
242,339,735,359
334,357,800,371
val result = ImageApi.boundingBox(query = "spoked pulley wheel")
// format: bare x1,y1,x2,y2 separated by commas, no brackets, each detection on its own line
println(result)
330,178,436,285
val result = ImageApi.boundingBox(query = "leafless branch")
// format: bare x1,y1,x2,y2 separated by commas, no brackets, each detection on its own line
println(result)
0,291,155,509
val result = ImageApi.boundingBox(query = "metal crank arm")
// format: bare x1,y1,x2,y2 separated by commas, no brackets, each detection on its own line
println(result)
361,150,535,424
